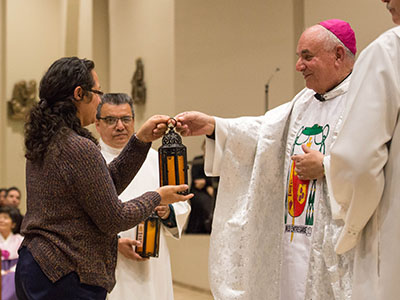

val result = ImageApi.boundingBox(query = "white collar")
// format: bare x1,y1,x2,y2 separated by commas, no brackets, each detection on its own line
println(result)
322,74,351,101
99,139,123,156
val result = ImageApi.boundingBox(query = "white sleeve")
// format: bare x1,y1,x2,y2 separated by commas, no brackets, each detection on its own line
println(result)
323,155,346,221
204,114,267,177
329,35,400,254
162,201,191,239
204,117,231,176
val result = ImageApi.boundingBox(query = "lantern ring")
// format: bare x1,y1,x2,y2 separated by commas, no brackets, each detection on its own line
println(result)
167,118,177,128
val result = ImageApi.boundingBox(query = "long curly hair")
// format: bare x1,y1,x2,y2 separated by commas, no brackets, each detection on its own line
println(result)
25,57,98,163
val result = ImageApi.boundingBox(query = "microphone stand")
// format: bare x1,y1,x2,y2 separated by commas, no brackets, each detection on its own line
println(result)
265,67,280,112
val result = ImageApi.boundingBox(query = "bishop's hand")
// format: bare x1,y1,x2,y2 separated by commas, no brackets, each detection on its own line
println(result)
292,144,325,180
175,111,215,137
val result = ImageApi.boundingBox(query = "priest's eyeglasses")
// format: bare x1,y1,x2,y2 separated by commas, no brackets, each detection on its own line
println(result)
98,116,134,126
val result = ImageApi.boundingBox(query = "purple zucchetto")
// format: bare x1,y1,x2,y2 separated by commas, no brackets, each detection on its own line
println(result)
319,19,357,55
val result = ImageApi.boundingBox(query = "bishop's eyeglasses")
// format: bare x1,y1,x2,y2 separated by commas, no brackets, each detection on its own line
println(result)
98,116,134,126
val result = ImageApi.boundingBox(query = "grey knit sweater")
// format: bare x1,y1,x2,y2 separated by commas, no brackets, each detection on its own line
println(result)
21,128,161,292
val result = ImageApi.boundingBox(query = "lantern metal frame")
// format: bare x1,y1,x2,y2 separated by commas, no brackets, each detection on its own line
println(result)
158,123,189,193
135,212,161,258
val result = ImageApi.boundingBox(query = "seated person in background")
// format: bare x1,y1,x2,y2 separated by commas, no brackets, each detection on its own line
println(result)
3,187,23,234
186,141,216,234
0,206,24,300
3,187,21,208
0,188,7,206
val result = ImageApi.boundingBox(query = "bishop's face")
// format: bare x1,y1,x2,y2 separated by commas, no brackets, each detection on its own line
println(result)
295,26,339,94
382,0,400,24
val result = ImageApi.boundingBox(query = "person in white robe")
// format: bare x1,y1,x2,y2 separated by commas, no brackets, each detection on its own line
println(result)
175,19,357,300
326,0,400,299
95,93,191,300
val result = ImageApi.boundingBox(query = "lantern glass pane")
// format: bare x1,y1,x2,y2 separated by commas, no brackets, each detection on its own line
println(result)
145,219,157,254
178,155,185,185
167,156,176,185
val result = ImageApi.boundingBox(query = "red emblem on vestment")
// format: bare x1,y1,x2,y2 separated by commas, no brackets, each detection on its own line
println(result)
287,161,309,218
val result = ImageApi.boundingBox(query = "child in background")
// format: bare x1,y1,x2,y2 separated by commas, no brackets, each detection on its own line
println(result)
0,206,23,300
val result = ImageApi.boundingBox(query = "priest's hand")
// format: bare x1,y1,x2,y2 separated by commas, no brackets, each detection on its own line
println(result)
118,238,149,261
136,114,170,143
156,184,194,205
291,144,325,180
175,111,215,136
155,205,171,219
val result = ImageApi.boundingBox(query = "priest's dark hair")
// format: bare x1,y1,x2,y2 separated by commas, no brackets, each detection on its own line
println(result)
96,93,135,119
24,56,98,163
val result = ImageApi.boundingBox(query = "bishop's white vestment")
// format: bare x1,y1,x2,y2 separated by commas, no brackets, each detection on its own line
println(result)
100,140,191,300
205,77,354,300
327,26,400,300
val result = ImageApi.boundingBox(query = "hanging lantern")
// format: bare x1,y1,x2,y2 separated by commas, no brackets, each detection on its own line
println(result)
158,120,189,192
135,119,188,258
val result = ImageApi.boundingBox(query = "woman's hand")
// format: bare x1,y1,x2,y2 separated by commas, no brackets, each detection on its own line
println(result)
156,184,193,205
136,115,170,143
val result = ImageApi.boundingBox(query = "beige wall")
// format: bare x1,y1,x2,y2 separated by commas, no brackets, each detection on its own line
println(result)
0,0,396,214
77,0,93,58
108,0,175,152
174,0,298,158
2,0,67,212
0,0,5,185
93,0,110,93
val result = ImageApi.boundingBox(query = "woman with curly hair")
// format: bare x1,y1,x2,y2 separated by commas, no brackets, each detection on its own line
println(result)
15,57,192,300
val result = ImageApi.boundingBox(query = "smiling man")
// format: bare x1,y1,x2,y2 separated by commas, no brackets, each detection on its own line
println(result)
175,19,356,300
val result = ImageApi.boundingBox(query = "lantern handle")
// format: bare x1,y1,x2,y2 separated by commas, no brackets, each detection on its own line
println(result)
167,118,177,129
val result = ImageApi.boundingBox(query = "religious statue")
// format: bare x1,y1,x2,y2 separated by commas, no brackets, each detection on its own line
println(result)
8,80,38,120
131,58,146,104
